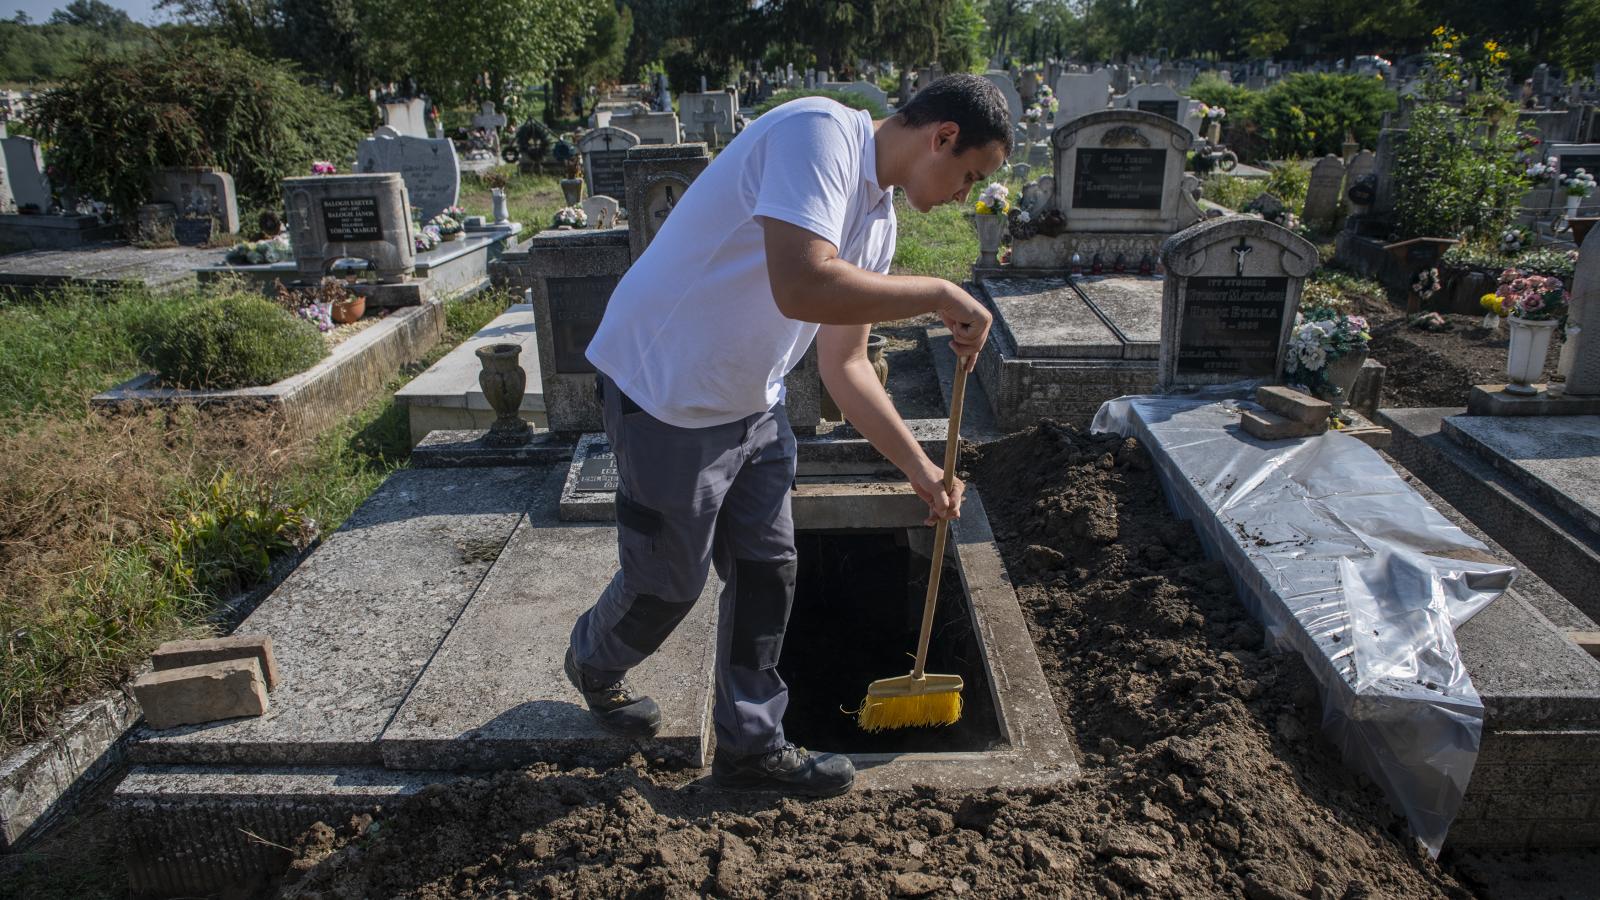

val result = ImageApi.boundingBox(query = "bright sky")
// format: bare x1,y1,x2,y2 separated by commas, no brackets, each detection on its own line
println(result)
3,0,171,24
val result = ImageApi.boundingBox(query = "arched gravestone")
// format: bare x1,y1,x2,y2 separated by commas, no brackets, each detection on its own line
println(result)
1567,224,1600,396
1051,109,1197,232
357,125,461,224
283,173,415,284
576,127,640,201
1158,216,1319,388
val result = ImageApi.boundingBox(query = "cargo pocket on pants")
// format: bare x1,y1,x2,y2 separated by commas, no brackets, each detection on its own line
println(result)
613,492,686,655
729,557,798,670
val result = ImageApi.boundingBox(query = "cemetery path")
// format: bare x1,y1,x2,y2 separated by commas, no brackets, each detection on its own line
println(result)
277,422,1470,899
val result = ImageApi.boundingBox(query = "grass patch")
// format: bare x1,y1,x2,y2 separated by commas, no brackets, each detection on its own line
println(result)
459,166,568,232
0,284,513,755
892,193,977,282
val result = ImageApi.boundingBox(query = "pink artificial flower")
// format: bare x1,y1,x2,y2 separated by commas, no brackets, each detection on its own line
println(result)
1520,295,1544,312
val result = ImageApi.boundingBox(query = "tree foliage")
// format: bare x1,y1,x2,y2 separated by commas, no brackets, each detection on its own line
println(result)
28,37,365,217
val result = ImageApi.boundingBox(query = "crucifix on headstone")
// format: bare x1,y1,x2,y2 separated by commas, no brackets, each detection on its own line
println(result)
1232,236,1253,276
693,98,723,147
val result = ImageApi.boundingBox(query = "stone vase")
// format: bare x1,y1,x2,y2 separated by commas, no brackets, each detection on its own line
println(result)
1319,350,1367,406
1505,317,1559,395
820,333,892,421
476,343,533,446
491,188,510,224
561,178,584,206
971,213,1006,267
1565,193,1583,228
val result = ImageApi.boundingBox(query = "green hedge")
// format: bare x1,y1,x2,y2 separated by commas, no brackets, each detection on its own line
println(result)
133,289,327,390
754,88,889,120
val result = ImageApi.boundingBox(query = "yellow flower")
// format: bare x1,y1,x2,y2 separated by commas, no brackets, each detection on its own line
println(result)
1442,41,1455,50
1433,26,1446,36
1483,40,1498,52
975,201,991,215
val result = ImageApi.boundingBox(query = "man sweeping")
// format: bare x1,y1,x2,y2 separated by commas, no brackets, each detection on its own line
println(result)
566,75,1012,797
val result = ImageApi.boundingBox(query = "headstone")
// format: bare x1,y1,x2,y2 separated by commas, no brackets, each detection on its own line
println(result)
517,229,633,432
983,72,1025,123
576,127,640,202
282,173,414,284
357,126,461,224
0,146,13,213
380,99,429,139
1303,155,1346,230
819,81,889,111
1552,143,1600,177
1053,109,1197,231
678,92,736,146
1,136,49,211
1344,149,1377,215
472,101,508,154
1158,216,1319,388
623,143,711,261
148,167,241,235
1019,67,1039,103
1055,71,1112,122
1565,225,1600,396
1120,83,1190,126
609,110,682,145
579,194,620,230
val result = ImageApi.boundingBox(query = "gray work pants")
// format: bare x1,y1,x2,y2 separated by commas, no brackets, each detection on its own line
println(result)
569,376,798,756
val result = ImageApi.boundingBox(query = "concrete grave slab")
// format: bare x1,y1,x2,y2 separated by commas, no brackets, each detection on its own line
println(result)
1442,414,1600,540
985,276,1122,358
1072,275,1164,358
381,465,719,769
129,467,537,766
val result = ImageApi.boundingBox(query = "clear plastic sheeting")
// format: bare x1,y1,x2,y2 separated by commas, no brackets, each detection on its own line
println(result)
1091,387,1515,857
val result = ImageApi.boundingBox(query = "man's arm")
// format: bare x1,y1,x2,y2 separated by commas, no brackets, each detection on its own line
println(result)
760,217,991,367
816,324,963,523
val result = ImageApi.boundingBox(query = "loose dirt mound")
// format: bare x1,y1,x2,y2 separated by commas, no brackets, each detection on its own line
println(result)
280,422,1469,899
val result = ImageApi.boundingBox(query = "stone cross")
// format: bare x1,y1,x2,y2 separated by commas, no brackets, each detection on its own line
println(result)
692,98,723,146
1231,236,1253,277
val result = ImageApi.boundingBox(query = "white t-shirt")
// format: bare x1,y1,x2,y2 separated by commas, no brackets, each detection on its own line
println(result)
585,97,897,429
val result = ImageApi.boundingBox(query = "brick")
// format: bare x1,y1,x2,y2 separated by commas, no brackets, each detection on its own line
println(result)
1241,408,1328,441
1255,385,1331,425
132,659,269,730
151,635,279,690
1446,820,1532,849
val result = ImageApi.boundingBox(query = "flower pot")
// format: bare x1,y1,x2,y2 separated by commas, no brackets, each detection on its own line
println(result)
1504,317,1559,395
561,177,583,206
491,188,510,225
971,213,1006,268
1318,350,1368,405
442,230,462,242
330,294,365,325
476,343,532,446
1565,194,1582,225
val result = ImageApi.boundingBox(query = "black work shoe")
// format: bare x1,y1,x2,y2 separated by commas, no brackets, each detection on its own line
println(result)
564,645,662,739
711,742,856,797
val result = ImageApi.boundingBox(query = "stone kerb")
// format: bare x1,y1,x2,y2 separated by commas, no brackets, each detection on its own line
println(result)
1158,216,1318,389
1050,109,1198,233
283,173,415,284
576,126,640,201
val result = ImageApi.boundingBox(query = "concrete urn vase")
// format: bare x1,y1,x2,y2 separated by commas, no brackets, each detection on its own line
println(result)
491,188,510,225
820,333,891,422
1505,317,1559,395
971,213,1006,267
1318,350,1367,406
561,178,584,206
476,343,533,446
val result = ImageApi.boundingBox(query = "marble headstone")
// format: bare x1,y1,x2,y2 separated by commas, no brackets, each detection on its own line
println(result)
819,80,889,111
357,126,461,223
1055,71,1112,122
678,92,736,146
2,136,49,211
283,172,415,284
1052,109,1200,232
1158,216,1318,388
148,167,241,235
983,72,1025,123
1302,155,1346,230
577,126,640,201
609,110,682,145
380,99,429,139
623,142,711,261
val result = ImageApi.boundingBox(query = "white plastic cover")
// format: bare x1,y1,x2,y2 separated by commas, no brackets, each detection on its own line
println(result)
1092,386,1515,856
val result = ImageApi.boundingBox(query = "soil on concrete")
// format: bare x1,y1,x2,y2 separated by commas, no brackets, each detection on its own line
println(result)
1355,297,1565,409
277,421,1472,899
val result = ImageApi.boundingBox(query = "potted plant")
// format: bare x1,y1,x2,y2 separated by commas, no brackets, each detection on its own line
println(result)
1282,308,1372,408
1493,266,1569,394
970,182,1010,268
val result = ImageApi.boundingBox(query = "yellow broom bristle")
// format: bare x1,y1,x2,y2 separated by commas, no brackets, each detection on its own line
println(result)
855,689,963,732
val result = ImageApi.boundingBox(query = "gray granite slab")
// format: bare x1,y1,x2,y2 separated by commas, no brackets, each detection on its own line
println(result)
1458,588,1600,730
1443,415,1600,540
130,467,540,766
983,276,1122,359
1073,275,1164,359
411,429,573,468
0,243,222,290
381,465,718,769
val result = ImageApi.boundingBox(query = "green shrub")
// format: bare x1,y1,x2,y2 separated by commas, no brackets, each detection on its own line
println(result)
29,36,366,218
1187,73,1260,122
1252,73,1396,159
133,289,327,389
754,88,889,120
1200,174,1256,211
1514,247,1578,279
1263,161,1309,212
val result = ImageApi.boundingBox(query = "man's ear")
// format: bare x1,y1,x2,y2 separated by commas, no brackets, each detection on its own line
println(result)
933,121,960,152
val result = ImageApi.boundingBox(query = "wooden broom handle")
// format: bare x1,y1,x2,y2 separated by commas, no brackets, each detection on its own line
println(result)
912,359,968,679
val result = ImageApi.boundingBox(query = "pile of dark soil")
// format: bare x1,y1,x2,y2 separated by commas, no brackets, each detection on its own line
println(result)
279,423,1469,899
1366,310,1564,409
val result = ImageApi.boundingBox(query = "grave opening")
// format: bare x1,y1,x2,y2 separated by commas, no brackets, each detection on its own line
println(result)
778,528,1006,754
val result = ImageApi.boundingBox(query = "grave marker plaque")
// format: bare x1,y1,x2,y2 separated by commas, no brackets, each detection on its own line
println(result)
173,217,213,246
546,274,618,374
1176,276,1290,377
574,441,620,492
1073,148,1165,209
322,196,384,242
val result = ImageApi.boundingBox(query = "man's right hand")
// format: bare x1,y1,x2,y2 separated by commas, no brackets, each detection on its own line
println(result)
939,283,992,371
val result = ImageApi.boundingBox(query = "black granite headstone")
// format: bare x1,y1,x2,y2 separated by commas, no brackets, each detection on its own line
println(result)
547,274,619,374
1176,276,1289,377
321,196,383,242
1558,153,1600,176
575,441,620,492
587,150,628,200
1073,149,1165,210
173,216,213,246
1136,100,1180,121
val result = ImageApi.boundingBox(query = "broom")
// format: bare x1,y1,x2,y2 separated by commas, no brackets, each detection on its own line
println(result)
856,356,970,732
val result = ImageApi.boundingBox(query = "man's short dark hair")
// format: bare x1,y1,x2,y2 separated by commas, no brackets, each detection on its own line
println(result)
893,74,1014,157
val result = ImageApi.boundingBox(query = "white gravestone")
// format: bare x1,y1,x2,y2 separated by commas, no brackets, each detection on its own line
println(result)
576,126,640,201
380,99,430,139
1055,71,1112,123
1158,216,1318,389
472,101,508,155
983,72,1025,124
678,92,736,146
609,111,681,145
579,194,620,229
357,125,461,224
819,81,889,111
2,136,50,211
